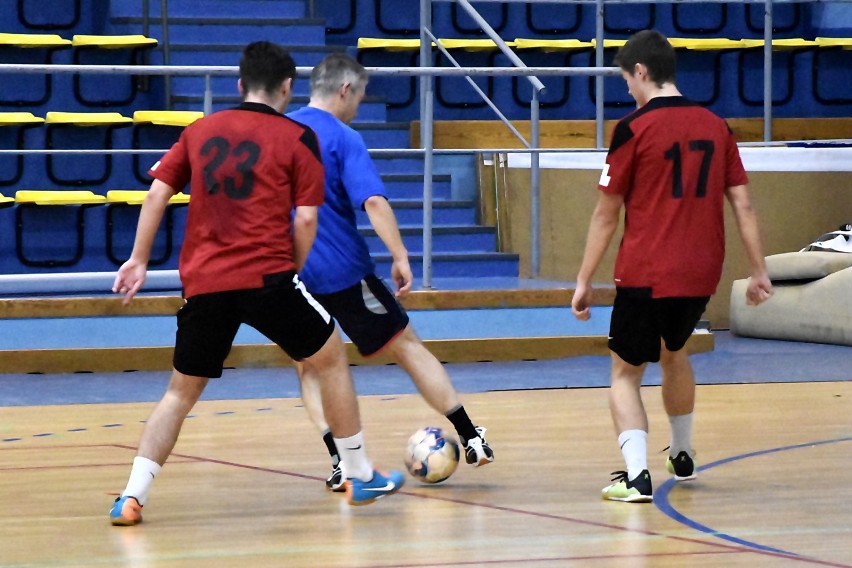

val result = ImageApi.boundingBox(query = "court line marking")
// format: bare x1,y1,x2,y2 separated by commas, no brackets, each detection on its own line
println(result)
119,444,851,567
656,436,852,566
4,415,851,566
2,440,849,567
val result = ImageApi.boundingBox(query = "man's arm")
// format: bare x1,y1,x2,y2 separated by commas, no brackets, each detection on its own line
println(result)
292,204,319,271
725,184,774,305
571,191,624,320
112,179,175,304
364,195,413,298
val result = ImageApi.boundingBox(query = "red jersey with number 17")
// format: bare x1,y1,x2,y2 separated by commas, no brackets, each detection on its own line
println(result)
149,102,325,298
598,96,748,298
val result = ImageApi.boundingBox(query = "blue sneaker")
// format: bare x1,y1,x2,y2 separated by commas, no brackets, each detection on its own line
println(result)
347,469,405,506
110,495,143,526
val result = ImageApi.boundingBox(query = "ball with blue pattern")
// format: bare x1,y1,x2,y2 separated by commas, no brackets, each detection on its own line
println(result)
404,426,460,484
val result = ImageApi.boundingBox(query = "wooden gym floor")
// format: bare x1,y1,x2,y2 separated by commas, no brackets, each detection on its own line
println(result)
2,378,851,567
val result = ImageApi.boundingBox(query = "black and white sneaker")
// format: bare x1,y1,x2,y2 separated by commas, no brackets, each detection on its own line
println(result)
326,464,347,492
666,450,697,481
461,426,494,467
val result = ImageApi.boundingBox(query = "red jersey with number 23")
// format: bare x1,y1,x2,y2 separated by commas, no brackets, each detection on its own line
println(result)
598,96,748,298
149,102,325,298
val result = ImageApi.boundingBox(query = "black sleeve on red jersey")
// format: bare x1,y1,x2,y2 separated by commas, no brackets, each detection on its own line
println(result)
298,126,323,165
608,120,635,155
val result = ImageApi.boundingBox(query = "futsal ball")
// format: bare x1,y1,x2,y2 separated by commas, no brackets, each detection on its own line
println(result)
404,426,460,484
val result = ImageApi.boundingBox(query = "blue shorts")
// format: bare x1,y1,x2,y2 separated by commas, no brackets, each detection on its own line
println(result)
311,274,410,357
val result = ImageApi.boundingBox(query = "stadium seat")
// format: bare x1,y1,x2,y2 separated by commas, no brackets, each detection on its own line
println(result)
434,39,517,113
105,190,189,266
357,38,424,110
511,39,593,117
668,38,746,108
71,35,158,107
14,190,105,268
813,37,852,106
587,39,633,112
0,112,44,187
131,110,203,184
512,38,594,119
737,39,818,110
0,33,71,106
44,111,133,187
16,0,81,31
524,3,586,37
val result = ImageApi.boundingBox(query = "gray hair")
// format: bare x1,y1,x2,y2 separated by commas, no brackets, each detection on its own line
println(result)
310,53,369,97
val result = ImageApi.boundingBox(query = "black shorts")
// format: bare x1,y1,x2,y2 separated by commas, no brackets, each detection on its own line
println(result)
173,272,334,378
312,274,410,357
608,287,710,367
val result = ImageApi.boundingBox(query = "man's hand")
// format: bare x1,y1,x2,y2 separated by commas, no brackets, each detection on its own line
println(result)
746,272,773,306
113,258,148,305
391,258,413,299
571,281,594,321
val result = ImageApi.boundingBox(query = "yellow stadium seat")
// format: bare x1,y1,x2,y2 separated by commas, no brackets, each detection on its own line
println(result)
15,190,106,205
71,35,158,49
45,112,133,126
357,38,423,51
133,111,204,127
106,190,190,205
0,33,71,48
513,39,592,52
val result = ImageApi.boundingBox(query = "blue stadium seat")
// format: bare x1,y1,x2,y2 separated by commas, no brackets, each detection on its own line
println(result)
0,33,71,107
44,111,133,187
131,110,202,185
737,39,818,117
105,190,189,267
0,112,44,187
70,35,158,108
510,39,594,119
812,37,852,106
16,0,81,32
357,38,422,113
14,190,105,268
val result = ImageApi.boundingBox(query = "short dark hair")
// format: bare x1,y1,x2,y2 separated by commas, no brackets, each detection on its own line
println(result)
613,30,676,87
310,53,368,98
239,41,296,94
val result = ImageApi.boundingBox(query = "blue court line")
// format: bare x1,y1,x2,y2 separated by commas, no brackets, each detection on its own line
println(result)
655,436,852,559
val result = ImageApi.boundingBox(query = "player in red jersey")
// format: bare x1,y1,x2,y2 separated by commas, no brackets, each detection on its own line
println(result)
571,30,774,502
108,42,404,526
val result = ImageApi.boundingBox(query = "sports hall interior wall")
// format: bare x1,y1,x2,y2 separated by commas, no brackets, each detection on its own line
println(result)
0,0,850,284
498,166,852,328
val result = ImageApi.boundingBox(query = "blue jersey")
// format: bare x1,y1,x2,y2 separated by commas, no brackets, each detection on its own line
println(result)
286,106,387,293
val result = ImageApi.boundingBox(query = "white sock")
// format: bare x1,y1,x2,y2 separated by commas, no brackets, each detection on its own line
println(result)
333,432,372,481
617,429,648,481
668,413,693,457
122,456,162,506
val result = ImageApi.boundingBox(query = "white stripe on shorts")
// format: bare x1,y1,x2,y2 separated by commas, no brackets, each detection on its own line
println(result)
361,279,389,315
293,274,332,324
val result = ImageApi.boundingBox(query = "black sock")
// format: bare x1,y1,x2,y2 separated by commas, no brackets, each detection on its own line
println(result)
322,430,340,468
445,405,478,443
